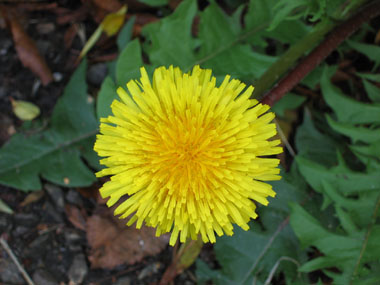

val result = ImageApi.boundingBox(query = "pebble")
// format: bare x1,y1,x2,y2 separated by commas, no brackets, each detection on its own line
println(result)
68,253,88,285
36,22,55,34
115,276,132,285
36,40,52,57
87,63,108,87
0,214,10,232
33,269,59,285
14,212,39,227
138,262,162,280
12,225,30,237
43,201,63,223
63,228,82,243
0,86,7,99
27,234,50,257
66,190,83,207
45,184,65,211
0,39,12,56
0,258,25,284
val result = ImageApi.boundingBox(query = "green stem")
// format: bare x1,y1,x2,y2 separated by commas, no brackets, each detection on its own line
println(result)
261,0,380,106
252,0,372,99
252,19,335,98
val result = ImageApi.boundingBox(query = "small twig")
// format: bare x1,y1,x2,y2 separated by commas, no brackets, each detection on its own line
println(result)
275,119,296,157
261,0,380,107
0,238,35,285
263,256,301,285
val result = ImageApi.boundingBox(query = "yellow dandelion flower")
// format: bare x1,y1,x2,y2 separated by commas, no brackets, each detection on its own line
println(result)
94,65,283,246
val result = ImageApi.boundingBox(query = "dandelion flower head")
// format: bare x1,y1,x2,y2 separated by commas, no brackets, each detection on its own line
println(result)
94,65,282,246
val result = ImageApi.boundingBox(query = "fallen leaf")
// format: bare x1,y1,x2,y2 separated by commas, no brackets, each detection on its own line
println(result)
11,99,40,121
78,5,127,61
20,190,44,207
101,5,127,36
1,7,53,85
0,199,13,214
87,206,169,269
65,204,87,231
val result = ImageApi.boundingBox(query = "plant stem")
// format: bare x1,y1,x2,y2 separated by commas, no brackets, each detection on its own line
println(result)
253,18,335,98
350,194,380,284
260,0,380,106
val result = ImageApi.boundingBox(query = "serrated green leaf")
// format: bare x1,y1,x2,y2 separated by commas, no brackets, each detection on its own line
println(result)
321,180,376,227
0,60,97,191
363,79,380,103
326,115,380,144
116,39,144,87
117,16,136,51
197,2,277,80
357,72,380,83
290,203,361,268
245,0,275,32
347,40,380,70
268,0,307,31
272,93,306,117
295,111,339,167
335,205,358,234
142,0,197,69
96,76,117,120
296,155,380,195
321,66,380,124
350,141,380,159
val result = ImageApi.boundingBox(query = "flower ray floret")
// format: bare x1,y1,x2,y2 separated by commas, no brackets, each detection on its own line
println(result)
94,65,282,246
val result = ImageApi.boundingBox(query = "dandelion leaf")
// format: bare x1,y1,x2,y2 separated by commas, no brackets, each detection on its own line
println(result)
0,60,97,191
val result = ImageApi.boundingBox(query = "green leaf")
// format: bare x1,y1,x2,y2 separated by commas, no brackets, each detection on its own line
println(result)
0,60,97,191
357,72,380,83
197,2,277,80
321,66,380,124
295,110,339,167
197,173,307,284
116,39,144,87
347,40,380,70
322,180,376,227
268,0,308,31
272,93,306,117
142,0,197,69
335,205,358,234
296,155,380,195
117,16,136,51
326,115,380,144
350,141,380,159
138,0,168,6
290,204,361,270
363,79,380,103
96,76,117,120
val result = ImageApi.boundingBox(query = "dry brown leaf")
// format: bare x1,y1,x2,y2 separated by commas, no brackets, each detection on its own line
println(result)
1,7,53,86
87,206,169,269
65,204,87,231
20,190,44,207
